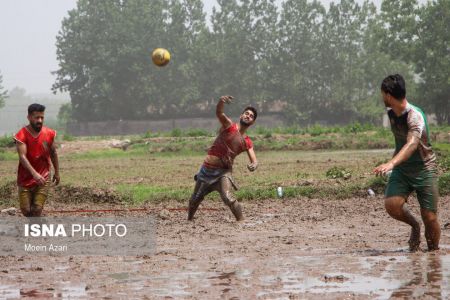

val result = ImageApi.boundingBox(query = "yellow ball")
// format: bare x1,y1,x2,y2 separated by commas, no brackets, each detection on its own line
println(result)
152,48,171,67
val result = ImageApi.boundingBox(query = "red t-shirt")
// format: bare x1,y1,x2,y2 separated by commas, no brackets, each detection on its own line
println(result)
14,126,56,188
204,123,253,169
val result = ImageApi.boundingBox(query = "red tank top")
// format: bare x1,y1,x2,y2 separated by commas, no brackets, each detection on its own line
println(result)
14,126,56,188
204,123,253,169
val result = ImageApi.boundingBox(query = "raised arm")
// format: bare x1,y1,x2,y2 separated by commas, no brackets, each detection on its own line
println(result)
16,142,46,185
216,95,233,129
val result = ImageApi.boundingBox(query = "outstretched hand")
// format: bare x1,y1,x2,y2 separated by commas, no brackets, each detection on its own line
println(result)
219,95,234,104
373,161,394,176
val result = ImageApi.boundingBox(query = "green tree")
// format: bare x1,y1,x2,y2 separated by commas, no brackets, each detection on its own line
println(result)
53,0,209,121
379,0,450,124
53,0,168,121
274,0,326,123
356,13,418,124
208,0,279,115
317,0,379,124
415,0,450,124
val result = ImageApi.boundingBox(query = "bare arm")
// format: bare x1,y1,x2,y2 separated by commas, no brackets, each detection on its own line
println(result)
374,133,420,175
50,142,60,185
216,95,233,129
16,142,46,185
391,133,420,166
246,148,258,172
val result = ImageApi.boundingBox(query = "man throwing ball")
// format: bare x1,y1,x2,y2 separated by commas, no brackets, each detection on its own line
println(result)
188,95,258,221
374,74,440,251
14,104,60,217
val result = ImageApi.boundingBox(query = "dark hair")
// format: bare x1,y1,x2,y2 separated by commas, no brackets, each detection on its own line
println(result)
381,74,406,100
28,103,46,115
243,106,257,120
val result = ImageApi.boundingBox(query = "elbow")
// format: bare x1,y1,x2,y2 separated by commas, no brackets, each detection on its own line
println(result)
408,141,419,152
18,156,26,165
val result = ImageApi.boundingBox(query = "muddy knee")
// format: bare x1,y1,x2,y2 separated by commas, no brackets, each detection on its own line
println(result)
31,192,47,217
421,209,438,223
220,191,243,221
384,197,405,217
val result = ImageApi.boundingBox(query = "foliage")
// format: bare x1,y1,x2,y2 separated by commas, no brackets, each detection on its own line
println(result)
326,166,352,180
379,0,450,125
53,0,447,125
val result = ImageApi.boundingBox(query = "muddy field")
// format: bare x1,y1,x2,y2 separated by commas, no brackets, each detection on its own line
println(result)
1,194,450,299
1,141,449,299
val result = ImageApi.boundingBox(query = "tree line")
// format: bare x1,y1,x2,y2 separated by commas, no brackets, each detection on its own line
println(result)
52,0,450,125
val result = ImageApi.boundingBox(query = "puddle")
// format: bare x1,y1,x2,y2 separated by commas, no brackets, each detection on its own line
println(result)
67,254,450,298
108,272,130,281
59,283,87,298
258,272,402,299
0,283,87,299
256,253,450,299
3,251,450,298
54,265,70,272
0,285,20,299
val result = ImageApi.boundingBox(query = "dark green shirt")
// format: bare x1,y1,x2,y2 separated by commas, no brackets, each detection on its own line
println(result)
388,103,436,172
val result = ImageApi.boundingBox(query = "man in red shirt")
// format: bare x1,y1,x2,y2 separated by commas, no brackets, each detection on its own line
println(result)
14,104,60,217
188,95,258,221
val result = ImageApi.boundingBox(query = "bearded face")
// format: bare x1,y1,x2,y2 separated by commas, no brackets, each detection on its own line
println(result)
240,110,255,127
28,111,45,132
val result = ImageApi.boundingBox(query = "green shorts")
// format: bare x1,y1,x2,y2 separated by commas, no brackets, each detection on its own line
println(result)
385,168,439,212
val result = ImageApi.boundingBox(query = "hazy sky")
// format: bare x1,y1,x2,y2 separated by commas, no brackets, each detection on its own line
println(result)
0,0,408,95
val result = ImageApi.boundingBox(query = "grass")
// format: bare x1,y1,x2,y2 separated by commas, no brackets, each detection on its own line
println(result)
0,149,17,161
116,184,192,203
0,124,448,205
0,135,15,148
0,149,398,206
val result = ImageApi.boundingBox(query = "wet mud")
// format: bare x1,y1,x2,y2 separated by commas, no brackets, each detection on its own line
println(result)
1,195,450,299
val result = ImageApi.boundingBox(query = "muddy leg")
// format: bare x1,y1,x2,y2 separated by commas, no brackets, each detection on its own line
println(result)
385,196,421,251
421,208,440,251
188,181,210,221
216,177,244,221
30,182,48,217
19,188,33,217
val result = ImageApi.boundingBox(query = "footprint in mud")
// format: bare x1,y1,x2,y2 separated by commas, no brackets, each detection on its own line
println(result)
321,274,349,283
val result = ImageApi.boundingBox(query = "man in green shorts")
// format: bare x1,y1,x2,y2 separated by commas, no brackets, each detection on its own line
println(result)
374,74,440,251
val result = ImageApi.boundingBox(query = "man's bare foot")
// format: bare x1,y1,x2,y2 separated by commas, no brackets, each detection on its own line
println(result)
408,226,421,252
427,247,440,252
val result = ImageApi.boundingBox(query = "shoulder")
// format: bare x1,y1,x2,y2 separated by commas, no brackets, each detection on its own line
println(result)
244,135,253,149
223,123,238,133
16,127,28,136
14,127,29,144
407,105,425,127
43,126,57,137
